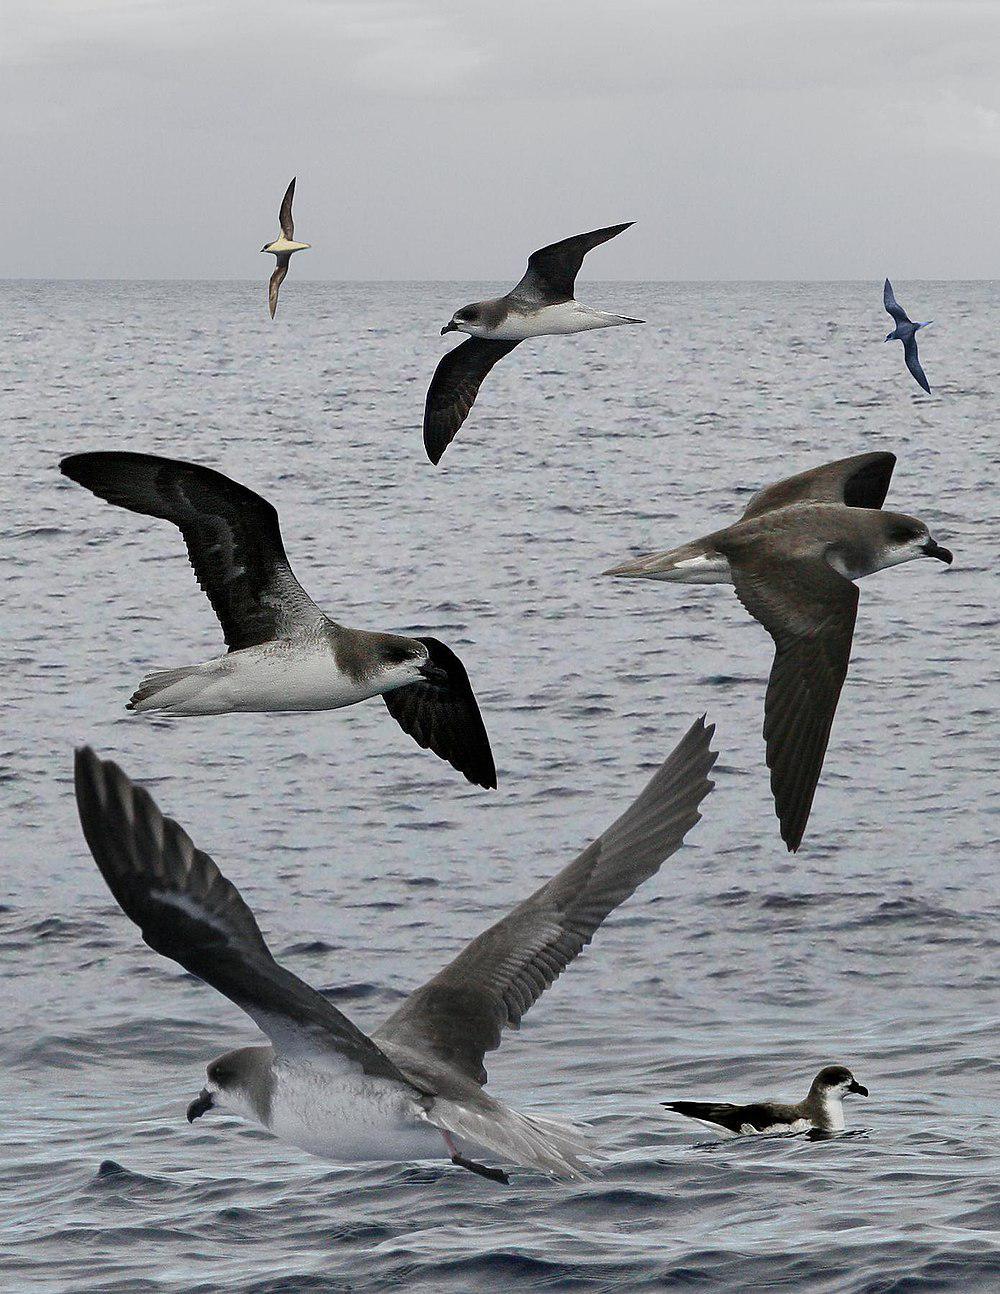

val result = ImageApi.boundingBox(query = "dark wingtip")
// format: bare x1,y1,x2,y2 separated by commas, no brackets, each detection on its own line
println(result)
424,432,445,466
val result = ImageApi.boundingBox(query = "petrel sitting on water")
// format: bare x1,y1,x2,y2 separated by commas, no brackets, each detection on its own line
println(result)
604,451,953,851
423,224,643,464
664,1065,869,1138
883,278,932,393
60,452,496,788
261,178,310,319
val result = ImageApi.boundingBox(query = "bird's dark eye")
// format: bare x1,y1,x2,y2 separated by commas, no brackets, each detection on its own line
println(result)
208,1062,231,1086
890,524,920,545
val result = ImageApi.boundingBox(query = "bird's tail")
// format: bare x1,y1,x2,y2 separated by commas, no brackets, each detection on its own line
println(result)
428,1095,600,1182
127,664,217,714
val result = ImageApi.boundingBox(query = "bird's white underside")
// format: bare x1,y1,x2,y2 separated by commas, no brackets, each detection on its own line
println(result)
130,642,419,716
467,301,639,342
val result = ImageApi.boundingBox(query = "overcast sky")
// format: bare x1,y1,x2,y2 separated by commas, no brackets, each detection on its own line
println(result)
4,0,1000,279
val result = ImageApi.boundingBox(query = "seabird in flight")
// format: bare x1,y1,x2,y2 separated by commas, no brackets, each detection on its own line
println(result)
261,178,310,319
74,717,716,1181
60,452,496,788
664,1065,869,1137
883,278,932,393
424,224,643,464
604,451,952,850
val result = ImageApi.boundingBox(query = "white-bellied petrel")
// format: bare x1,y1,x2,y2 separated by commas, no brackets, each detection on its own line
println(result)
262,178,310,319
74,718,716,1181
664,1065,868,1137
424,224,643,464
604,451,952,851
60,452,496,788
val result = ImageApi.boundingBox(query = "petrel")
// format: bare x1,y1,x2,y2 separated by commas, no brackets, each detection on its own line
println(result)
74,718,716,1181
60,452,496,788
667,1066,869,1138
883,278,931,393
423,224,643,464
261,178,310,319
604,451,953,851
664,1065,869,1137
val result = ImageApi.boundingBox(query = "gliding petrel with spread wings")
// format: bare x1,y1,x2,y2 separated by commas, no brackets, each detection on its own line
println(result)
605,452,952,851
424,224,642,464
261,178,310,319
883,278,932,393
60,452,496,788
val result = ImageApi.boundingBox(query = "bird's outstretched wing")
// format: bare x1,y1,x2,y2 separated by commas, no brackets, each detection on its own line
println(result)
278,177,296,240
740,452,897,519
510,224,634,304
722,538,859,852
423,338,520,464
74,748,412,1083
903,335,931,393
382,637,497,788
374,718,716,1085
269,254,290,319
883,278,911,325
60,452,322,649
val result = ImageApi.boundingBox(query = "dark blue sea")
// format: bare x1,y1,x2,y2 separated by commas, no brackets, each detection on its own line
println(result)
1,280,997,1291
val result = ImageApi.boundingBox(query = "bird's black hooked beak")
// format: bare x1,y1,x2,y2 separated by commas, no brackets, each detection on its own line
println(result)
922,539,953,565
186,1088,214,1122
419,659,449,686
848,1080,869,1096
441,321,458,335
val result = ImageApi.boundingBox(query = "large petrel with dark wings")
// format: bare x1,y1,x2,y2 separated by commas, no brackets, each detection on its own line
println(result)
605,452,952,851
423,224,642,464
61,452,497,788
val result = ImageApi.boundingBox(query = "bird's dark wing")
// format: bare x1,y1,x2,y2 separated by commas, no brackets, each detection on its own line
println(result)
721,538,859,852
278,177,295,240
374,718,716,1085
510,223,634,304
60,452,322,650
883,278,911,325
740,452,897,519
268,255,290,319
422,338,520,464
903,335,931,393
664,1100,797,1133
381,637,497,788
74,748,412,1083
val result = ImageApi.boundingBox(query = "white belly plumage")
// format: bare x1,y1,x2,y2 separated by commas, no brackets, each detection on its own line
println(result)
266,1067,447,1164
483,302,636,342
130,642,389,716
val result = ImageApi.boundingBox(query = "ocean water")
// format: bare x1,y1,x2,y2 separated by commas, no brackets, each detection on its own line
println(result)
0,279,997,1293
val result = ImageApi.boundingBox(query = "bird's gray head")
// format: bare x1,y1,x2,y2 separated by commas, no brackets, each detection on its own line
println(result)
442,304,481,336
812,1064,868,1100
380,638,447,686
881,512,953,569
187,1048,271,1126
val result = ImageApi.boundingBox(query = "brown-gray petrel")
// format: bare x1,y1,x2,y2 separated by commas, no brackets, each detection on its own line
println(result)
604,451,952,851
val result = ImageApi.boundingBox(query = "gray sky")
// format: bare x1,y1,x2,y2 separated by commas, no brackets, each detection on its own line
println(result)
4,0,1000,279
